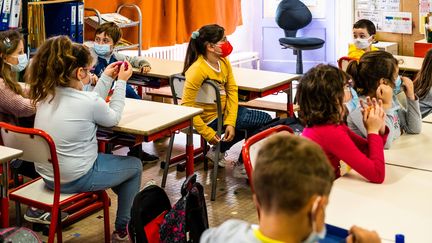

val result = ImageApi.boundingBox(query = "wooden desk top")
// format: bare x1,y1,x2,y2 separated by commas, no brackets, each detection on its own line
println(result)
0,145,23,164
326,165,432,242
394,55,423,72
133,57,184,79
384,122,432,172
132,57,300,92
232,68,301,93
112,99,202,136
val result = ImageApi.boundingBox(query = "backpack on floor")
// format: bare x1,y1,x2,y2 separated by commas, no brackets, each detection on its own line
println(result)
128,184,172,243
159,174,208,243
0,227,41,243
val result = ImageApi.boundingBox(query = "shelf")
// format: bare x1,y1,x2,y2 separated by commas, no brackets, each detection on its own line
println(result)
28,0,81,5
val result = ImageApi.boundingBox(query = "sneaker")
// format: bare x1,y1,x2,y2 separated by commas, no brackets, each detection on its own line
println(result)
233,162,248,179
128,150,159,164
24,207,69,225
205,148,228,167
112,229,129,243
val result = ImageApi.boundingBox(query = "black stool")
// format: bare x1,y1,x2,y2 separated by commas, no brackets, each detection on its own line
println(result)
276,0,325,74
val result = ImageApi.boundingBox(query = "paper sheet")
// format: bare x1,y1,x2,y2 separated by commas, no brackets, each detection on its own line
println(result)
381,11,412,34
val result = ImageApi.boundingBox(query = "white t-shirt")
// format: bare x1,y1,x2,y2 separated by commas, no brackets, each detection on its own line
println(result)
34,74,126,183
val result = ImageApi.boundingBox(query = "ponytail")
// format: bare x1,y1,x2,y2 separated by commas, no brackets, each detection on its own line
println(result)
27,35,93,104
182,24,225,75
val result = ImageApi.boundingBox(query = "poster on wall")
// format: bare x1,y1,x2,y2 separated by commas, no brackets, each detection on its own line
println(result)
355,10,383,30
355,0,400,12
381,12,412,34
419,0,431,34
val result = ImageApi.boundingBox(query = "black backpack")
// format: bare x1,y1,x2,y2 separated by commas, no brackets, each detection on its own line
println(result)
128,184,172,243
159,174,209,243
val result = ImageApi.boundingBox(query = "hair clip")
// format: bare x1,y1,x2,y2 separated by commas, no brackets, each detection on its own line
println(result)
191,31,200,40
2,37,11,48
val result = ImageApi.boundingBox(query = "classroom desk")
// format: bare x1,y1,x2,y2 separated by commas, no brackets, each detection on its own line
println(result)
133,57,184,79
384,122,432,172
111,99,202,176
423,113,432,123
0,146,23,227
326,165,432,242
394,55,423,72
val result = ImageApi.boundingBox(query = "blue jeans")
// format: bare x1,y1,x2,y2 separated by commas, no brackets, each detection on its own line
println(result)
44,153,142,231
208,106,272,154
126,84,141,99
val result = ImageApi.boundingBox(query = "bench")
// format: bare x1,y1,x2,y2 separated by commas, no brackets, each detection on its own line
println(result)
145,86,299,117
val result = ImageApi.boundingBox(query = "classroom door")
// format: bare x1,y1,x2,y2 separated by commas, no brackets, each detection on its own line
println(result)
253,0,336,73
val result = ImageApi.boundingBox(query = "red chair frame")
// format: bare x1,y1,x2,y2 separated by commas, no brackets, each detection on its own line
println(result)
0,122,110,243
241,125,293,192
337,56,358,71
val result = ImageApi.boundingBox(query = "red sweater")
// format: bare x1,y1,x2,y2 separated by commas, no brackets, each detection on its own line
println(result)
302,124,388,183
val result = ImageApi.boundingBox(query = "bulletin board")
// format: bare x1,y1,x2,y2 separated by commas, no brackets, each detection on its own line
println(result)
355,0,413,34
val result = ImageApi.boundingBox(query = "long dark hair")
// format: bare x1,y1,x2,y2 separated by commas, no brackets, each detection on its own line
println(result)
182,24,225,75
346,50,398,96
0,30,24,96
414,48,432,99
297,64,349,127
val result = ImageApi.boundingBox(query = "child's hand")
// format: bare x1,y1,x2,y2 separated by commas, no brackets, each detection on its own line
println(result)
346,225,380,243
209,134,221,145
141,65,151,73
376,83,393,110
118,61,133,81
104,62,120,79
362,97,385,134
223,125,235,142
401,76,415,100
90,73,98,85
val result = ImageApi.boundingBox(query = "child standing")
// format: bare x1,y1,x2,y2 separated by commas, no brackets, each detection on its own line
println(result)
182,24,272,178
201,133,381,243
299,64,388,183
346,51,422,148
88,22,159,163
27,36,142,242
348,19,379,59
414,48,432,118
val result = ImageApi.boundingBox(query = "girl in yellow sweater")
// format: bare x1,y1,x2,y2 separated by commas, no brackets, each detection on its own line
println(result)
182,24,271,179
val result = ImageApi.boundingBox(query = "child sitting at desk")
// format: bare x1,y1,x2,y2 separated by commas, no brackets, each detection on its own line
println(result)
299,64,388,183
181,24,272,179
348,19,379,59
27,36,142,242
87,22,151,99
346,51,421,149
201,133,381,243
86,22,159,163
414,48,432,118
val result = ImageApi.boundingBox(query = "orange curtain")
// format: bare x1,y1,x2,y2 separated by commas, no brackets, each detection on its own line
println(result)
84,0,242,50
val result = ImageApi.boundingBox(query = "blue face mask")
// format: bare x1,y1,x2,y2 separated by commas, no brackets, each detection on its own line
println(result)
303,197,327,243
80,80,91,91
8,54,29,72
344,87,359,114
94,43,111,57
394,75,402,95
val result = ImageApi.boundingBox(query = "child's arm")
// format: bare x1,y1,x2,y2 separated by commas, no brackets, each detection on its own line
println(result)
93,63,131,127
92,62,120,98
223,59,238,128
0,82,35,117
398,97,422,134
328,126,386,183
182,67,217,142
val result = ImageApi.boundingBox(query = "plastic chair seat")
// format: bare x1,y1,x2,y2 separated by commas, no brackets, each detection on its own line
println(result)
9,178,79,206
279,37,324,50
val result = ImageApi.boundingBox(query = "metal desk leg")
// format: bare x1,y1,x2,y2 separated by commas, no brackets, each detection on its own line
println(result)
186,119,194,176
1,162,9,227
286,82,294,117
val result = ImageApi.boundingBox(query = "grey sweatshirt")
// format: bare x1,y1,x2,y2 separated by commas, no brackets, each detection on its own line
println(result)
200,219,260,243
347,95,422,149
419,89,432,118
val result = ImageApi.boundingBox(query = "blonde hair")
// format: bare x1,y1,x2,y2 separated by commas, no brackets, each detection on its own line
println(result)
26,35,93,104
0,30,24,96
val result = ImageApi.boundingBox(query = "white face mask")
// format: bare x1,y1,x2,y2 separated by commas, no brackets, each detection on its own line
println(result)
353,36,372,50
7,54,29,72
303,197,327,243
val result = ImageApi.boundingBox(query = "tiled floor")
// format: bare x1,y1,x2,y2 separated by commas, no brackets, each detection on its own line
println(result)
12,133,258,242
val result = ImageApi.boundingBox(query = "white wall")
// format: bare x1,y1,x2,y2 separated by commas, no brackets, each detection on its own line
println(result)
227,0,254,53
335,0,355,60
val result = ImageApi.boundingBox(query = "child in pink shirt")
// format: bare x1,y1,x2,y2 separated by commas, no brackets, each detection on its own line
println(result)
299,64,389,183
